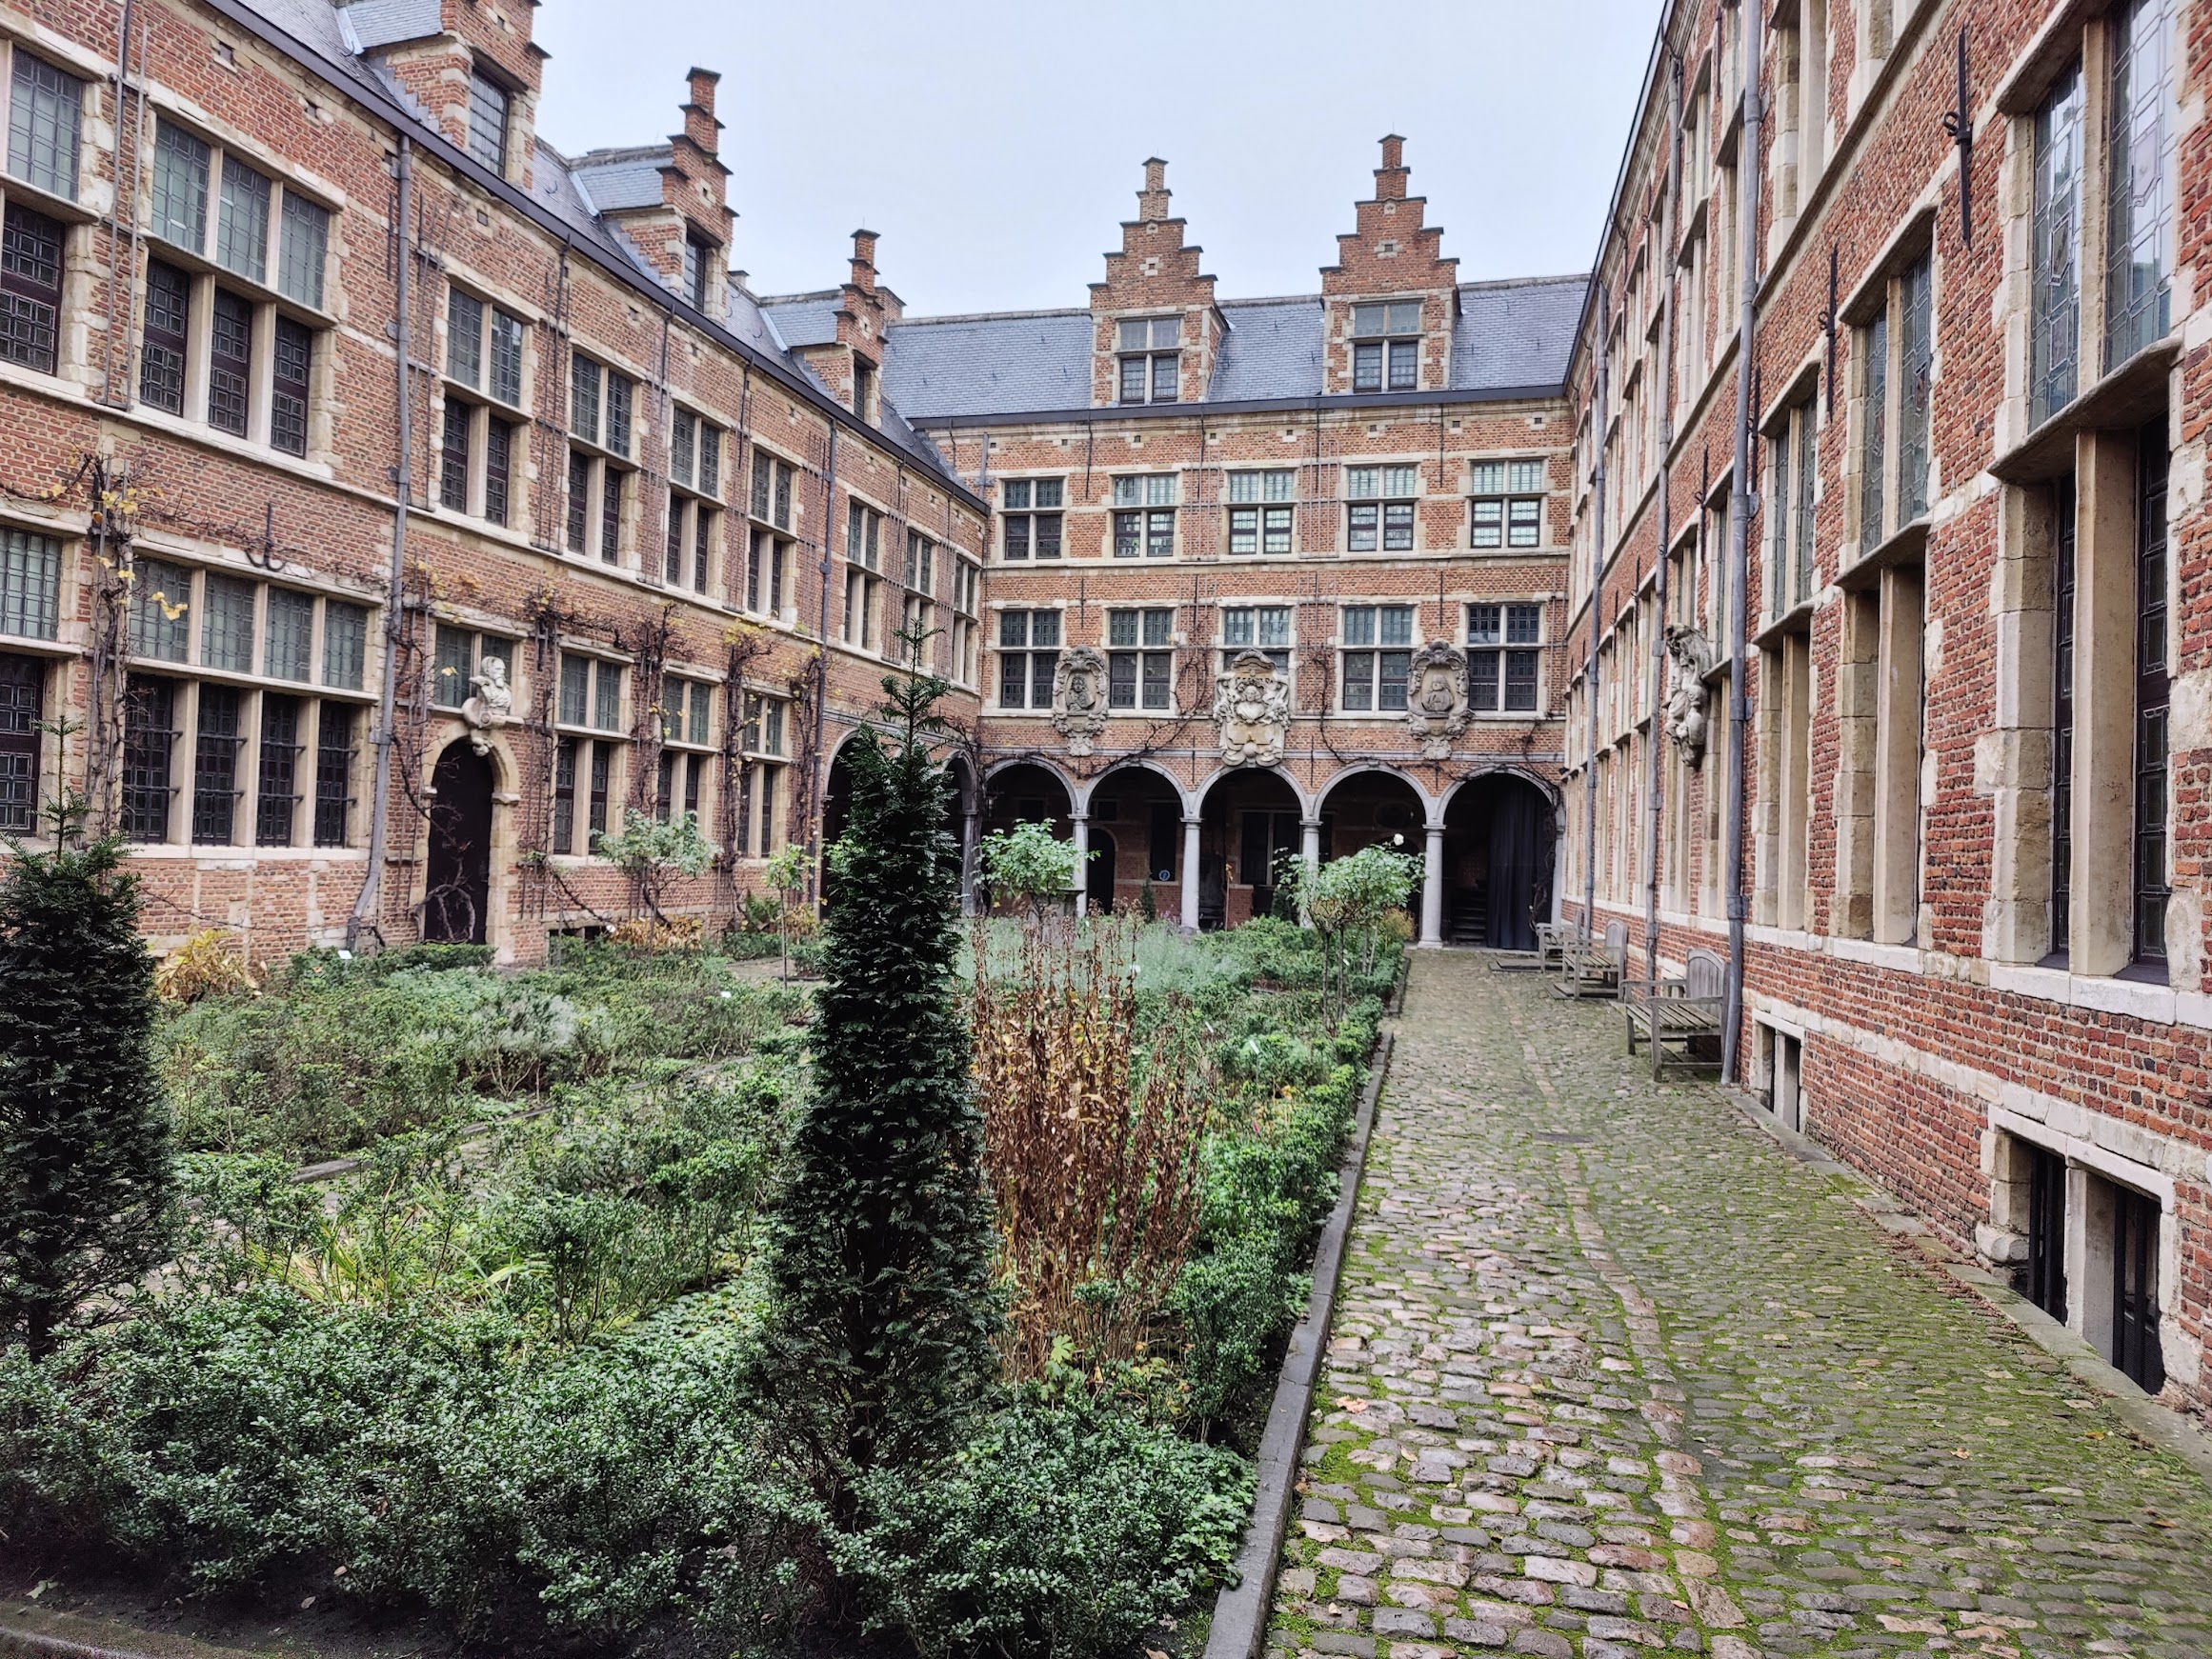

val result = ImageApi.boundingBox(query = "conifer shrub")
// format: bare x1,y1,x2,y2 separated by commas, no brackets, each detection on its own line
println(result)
763,664,999,1493
0,834,174,1357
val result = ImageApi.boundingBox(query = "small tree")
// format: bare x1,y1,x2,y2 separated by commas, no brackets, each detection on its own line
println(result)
594,809,715,941
763,644,999,1509
977,821,1085,927
0,828,173,1357
1284,843,1421,1014
761,841,811,983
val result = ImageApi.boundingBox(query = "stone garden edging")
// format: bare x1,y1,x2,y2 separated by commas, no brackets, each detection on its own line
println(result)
1201,975,1401,1659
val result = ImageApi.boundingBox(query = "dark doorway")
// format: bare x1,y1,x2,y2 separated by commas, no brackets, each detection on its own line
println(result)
1087,830,1117,914
1239,809,1299,920
2113,1186,2164,1393
424,740,494,944
1444,775,1557,950
2025,1144,2067,1322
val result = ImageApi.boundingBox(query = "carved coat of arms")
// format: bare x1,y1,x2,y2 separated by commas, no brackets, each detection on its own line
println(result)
1403,640,1470,760
1052,645,1110,756
1213,650,1292,767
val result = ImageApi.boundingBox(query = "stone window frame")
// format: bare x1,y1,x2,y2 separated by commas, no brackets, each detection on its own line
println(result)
1114,314,1181,406
551,649,628,859
1106,606,1175,712
1111,472,1178,559
1217,602,1295,687
1464,600,1546,717
132,112,337,458
1345,463,1420,554
467,65,513,179
1469,456,1549,551
1840,220,1937,564
994,606,1062,712
653,673,718,828
999,475,1064,562
948,556,982,690
1347,300,1423,395
742,447,798,625
735,686,789,858
1760,375,1820,625
1831,557,1926,949
564,351,638,568
1225,469,1296,556
896,527,937,670
843,497,886,654
1336,601,1414,715
438,282,531,529
662,403,723,598
0,39,92,383
115,553,374,851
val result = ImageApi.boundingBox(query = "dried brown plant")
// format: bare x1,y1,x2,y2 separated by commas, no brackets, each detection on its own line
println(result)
970,916,1210,1381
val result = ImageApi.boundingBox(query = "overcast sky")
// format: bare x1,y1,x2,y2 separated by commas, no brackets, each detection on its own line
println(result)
533,0,1663,317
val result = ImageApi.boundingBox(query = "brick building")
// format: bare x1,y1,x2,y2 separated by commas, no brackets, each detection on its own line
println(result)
3,0,2200,1419
1560,0,2212,1421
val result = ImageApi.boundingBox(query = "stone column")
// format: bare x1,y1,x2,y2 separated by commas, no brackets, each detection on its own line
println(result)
1419,824,1445,948
1299,817,1322,928
1070,811,1090,919
959,806,980,916
1180,815,1202,932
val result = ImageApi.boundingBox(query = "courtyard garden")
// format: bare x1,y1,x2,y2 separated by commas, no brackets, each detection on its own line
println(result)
0,684,1405,1659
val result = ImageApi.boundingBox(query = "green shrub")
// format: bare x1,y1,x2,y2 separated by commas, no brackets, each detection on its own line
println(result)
0,1283,807,1645
833,1392,1251,1659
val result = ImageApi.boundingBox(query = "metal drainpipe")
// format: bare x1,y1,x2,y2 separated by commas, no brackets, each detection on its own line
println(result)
806,422,839,913
1646,57,1683,986
1582,287,1608,945
1721,2,1764,1084
349,133,413,953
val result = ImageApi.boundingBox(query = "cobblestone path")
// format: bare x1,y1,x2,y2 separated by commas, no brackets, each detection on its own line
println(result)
1267,951,2212,1659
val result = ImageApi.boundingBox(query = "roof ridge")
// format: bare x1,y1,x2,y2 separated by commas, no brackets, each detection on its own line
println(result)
571,143,674,167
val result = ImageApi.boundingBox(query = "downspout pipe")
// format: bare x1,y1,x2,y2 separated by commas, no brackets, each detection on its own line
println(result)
350,132,412,953
1721,4,1764,1083
1582,289,1608,944
1646,57,1682,986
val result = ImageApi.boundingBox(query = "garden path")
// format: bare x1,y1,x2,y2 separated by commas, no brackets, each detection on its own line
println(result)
1266,951,2212,1659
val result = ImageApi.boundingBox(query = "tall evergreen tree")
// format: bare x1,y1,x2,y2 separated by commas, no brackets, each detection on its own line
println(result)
0,832,173,1357
765,650,998,1498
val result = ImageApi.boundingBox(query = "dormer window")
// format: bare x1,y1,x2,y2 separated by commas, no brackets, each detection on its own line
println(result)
1116,315,1180,404
854,359,877,423
1351,301,1422,393
467,70,510,174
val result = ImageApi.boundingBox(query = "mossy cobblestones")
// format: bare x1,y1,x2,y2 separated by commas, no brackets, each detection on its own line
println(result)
1264,952,2212,1659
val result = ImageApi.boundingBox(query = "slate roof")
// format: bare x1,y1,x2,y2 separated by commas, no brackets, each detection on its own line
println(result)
337,0,439,50
569,147,672,213
876,309,1096,421
878,274,1588,423
758,293,841,350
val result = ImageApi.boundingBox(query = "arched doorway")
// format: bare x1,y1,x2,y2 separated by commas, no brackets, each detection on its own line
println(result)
1443,773,1557,950
979,760,1075,914
423,739,495,945
1196,768,1303,929
1085,762,1184,920
1317,769,1431,929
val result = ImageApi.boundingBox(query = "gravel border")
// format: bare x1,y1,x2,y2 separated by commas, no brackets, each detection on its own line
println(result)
1202,1002,1399,1659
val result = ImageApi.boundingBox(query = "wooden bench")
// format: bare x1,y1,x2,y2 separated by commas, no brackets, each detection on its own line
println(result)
1622,948,1726,1078
1556,919,1626,999
1532,921,1574,971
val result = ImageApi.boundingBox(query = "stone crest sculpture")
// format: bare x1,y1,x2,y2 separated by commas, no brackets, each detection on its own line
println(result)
460,655,513,756
1661,626,1714,761
1051,644,1110,756
1213,649,1292,767
1404,639,1470,760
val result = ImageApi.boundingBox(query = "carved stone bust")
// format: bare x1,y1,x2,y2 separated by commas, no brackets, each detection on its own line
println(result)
1662,626,1714,761
461,655,513,757
1052,644,1110,756
1404,639,1470,760
1213,649,1292,767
